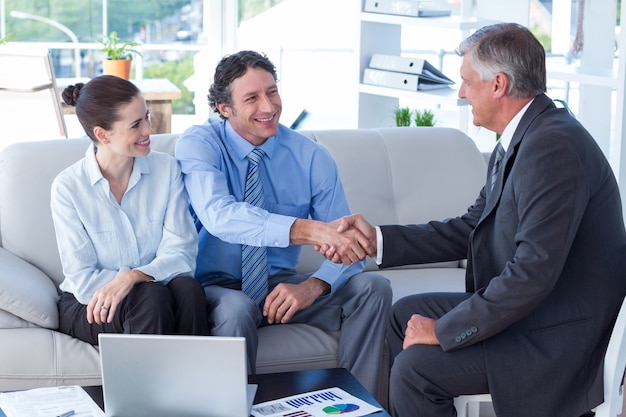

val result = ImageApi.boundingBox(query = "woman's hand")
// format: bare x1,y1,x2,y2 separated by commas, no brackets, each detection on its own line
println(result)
86,270,152,324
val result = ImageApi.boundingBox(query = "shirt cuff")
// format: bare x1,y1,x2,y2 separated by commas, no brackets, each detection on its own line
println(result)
375,226,383,265
264,213,297,248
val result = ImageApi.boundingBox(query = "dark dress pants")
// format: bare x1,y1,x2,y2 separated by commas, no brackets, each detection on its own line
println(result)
58,276,209,345
388,292,489,417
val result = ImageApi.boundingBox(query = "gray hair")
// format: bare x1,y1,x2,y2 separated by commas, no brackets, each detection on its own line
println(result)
456,22,546,99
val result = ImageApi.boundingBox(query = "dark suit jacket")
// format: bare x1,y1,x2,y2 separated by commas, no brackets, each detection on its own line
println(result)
380,94,626,417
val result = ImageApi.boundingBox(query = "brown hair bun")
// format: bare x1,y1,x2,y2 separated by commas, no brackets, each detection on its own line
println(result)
61,83,85,106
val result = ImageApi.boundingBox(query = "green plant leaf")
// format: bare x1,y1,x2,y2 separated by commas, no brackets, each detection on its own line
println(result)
99,31,142,60
413,108,436,126
394,106,413,127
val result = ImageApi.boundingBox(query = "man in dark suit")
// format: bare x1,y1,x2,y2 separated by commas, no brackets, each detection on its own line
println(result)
319,22,626,417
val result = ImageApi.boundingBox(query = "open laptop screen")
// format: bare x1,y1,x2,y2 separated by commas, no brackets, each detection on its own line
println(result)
98,334,256,417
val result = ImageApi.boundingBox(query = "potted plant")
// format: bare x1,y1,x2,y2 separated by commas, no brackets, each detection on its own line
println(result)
394,106,413,127
413,108,437,126
394,107,438,127
0,34,11,45
99,31,142,80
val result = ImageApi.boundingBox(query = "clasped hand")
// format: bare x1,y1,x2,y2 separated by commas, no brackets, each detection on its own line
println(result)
315,214,377,265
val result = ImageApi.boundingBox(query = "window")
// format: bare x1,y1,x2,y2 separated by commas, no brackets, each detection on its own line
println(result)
1,0,204,114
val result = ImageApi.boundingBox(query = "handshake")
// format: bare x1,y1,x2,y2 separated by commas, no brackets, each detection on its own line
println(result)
313,214,377,265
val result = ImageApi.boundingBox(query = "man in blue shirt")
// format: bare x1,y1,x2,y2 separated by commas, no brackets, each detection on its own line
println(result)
175,50,391,396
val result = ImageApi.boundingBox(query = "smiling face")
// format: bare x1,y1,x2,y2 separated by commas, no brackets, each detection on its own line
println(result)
99,94,153,157
216,67,282,146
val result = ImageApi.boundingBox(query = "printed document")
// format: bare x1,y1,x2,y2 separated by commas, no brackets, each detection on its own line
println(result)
251,387,381,417
0,385,105,417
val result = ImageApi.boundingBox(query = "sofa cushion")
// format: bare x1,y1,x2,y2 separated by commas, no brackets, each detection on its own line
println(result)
0,328,101,390
383,268,467,303
0,308,38,329
0,135,181,289
256,323,339,374
301,127,486,225
0,247,59,328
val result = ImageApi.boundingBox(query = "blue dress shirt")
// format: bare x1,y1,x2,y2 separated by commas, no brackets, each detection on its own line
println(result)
175,119,365,292
51,143,198,304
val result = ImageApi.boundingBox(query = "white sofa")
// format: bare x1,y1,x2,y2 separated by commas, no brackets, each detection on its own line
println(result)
0,127,486,401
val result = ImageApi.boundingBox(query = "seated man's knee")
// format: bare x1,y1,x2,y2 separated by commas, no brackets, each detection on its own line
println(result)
207,289,259,332
389,346,431,385
353,272,392,303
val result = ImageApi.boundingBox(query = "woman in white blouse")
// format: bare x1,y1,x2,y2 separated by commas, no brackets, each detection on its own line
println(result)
52,75,209,344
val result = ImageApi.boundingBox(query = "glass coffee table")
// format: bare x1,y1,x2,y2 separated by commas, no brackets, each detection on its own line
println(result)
249,367,390,415
80,367,391,416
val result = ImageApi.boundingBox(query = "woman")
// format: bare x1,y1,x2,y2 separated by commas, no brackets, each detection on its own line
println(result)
52,75,209,345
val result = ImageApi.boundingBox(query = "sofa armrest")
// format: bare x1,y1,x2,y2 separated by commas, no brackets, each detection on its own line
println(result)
0,247,59,328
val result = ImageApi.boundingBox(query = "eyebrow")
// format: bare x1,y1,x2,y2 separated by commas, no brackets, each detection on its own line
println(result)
131,110,149,125
241,83,278,99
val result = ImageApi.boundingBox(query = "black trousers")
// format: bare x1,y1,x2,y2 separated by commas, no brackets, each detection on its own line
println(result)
58,276,210,345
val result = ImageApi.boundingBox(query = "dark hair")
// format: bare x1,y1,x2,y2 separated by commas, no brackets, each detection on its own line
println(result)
208,50,277,120
456,22,546,99
62,75,140,141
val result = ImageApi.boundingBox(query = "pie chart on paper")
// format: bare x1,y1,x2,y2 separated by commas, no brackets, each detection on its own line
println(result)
322,403,360,414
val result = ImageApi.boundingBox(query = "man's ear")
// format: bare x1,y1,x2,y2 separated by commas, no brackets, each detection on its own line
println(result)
493,73,508,98
215,102,231,119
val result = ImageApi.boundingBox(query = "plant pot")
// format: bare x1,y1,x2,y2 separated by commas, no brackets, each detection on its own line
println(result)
102,58,132,80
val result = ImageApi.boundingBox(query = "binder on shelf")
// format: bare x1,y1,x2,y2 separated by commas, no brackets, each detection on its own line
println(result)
363,0,452,18
368,54,455,87
363,68,450,91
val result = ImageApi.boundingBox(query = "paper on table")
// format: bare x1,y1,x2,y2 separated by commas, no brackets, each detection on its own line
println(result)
250,387,382,417
0,385,105,417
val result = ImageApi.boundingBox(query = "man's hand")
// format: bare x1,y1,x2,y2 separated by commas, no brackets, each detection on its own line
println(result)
315,214,377,264
86,270,152,325
263,277,330,324
403,314,440,349
290,218,373,265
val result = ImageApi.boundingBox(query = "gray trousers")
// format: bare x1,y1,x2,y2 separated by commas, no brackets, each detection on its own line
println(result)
387,292,489,417
203,270,392,397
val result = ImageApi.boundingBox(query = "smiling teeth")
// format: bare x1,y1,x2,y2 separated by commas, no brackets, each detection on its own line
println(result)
257,116,273,122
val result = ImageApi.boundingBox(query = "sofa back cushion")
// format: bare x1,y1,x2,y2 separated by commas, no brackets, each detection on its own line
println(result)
296,127,487,273
0,128,486,286
301,127,486,224
0,134,180,287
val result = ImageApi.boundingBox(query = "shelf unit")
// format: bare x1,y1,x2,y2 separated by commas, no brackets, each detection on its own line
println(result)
355,1,493,129
547,64,619,89
354,0,626,219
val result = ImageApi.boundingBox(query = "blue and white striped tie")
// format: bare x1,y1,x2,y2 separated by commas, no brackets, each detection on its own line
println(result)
241,148,268,305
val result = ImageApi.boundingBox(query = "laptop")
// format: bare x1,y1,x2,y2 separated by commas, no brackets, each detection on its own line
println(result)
98,334,257,417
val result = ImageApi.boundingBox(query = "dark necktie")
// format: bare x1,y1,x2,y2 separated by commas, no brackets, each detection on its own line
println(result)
490,143,505,192
241,148,268,305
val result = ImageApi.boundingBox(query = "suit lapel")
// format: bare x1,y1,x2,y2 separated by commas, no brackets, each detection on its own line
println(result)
479,94,556,221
